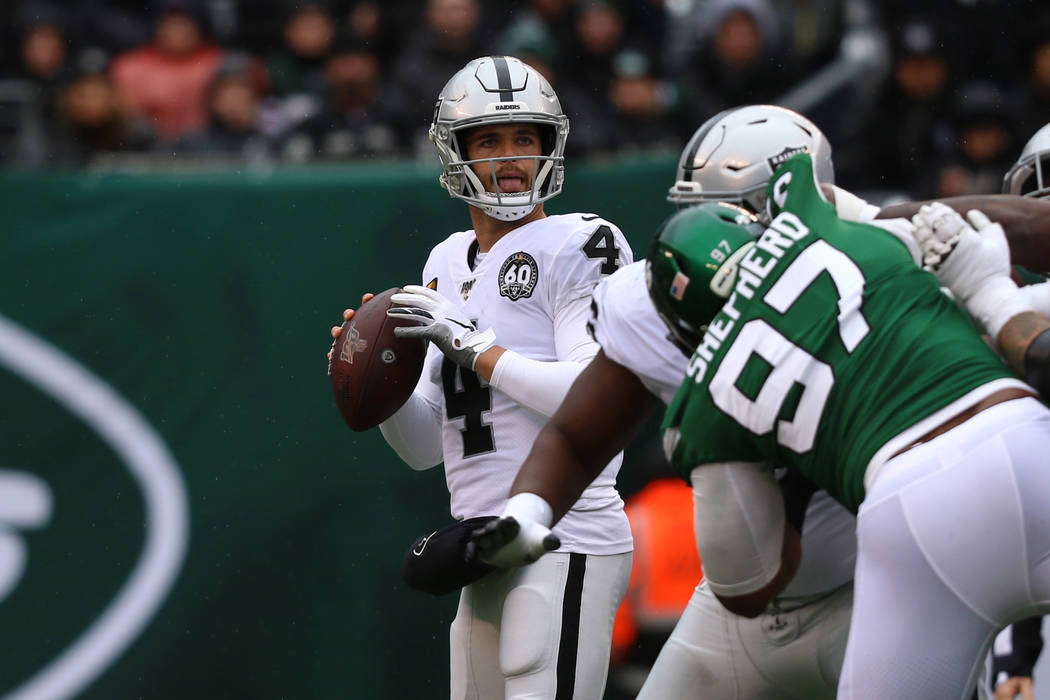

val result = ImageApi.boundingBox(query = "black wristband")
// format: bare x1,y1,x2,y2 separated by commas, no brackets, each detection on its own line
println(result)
1024,328,1050,397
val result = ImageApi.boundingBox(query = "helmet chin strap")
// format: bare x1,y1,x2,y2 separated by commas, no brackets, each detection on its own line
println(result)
482,201,539,222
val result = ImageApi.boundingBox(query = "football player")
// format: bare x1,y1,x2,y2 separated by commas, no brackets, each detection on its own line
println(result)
331,56,633,699
475,106,867,698
470,107,1050,698
651,153,1050,698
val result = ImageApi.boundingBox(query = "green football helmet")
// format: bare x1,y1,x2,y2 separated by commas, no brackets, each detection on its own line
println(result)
646,202,763,353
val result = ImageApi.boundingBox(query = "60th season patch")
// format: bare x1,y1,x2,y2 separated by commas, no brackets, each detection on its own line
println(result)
498,252,538,301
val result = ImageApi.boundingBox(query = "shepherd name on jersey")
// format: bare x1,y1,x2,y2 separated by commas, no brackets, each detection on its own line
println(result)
663,154,1022,512
421,213,634,555
590,261,856,597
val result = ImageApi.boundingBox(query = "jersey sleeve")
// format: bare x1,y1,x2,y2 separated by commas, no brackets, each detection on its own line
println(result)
590,263,690,404
546,217,634,318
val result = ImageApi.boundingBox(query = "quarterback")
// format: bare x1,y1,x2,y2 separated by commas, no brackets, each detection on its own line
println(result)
332,56,632,699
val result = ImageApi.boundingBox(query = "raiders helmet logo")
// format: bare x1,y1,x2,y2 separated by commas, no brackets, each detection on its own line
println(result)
497,252,538,301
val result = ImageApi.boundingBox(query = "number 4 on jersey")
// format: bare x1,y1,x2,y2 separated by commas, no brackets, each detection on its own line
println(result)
583,225,621,275
441,359,495,458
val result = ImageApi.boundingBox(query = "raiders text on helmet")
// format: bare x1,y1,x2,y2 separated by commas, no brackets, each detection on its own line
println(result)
1003,122,1050,199
430,56,570,221
645,202,764,355
667,105,834,220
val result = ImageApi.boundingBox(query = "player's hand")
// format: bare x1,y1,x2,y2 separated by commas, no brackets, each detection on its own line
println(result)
467,517,560,568
994,675,1034,700
913,204,1009,286
466,493,560,568
327,293,374,364
912,205,1028,338
387,285,496,370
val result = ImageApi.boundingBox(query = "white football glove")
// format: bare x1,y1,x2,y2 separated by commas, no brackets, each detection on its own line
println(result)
466,493,561,568
912,203,1031,339
387,285,497,371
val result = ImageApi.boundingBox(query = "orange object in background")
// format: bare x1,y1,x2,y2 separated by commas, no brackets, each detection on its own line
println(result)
611,478,703,665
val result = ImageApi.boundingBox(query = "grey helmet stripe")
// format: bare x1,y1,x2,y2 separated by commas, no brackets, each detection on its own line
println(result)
492,56,514,102
681,107,737,182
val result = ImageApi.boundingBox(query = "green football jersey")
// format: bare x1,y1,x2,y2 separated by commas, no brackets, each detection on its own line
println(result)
662,154,1014,512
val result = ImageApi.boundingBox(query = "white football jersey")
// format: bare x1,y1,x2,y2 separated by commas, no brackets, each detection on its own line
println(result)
590,261,857,597
420,213,634,556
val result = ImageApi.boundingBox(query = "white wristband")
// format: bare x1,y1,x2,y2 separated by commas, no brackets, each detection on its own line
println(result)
965,276,1034,341
502,493,553,529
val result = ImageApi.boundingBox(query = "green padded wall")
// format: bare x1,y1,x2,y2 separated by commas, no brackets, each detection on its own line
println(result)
0,153,675,699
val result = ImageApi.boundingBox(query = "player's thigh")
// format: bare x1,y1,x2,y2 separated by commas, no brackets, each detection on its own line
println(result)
500,551,631,700
842,475,996,700
451,570,512,700
640,582,846,700
637,582,744,699
740,584,852,700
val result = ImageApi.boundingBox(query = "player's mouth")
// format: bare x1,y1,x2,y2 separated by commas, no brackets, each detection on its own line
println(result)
495,173,528,194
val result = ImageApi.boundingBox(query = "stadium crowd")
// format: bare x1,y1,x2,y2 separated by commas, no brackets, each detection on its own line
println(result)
0,0,1048,199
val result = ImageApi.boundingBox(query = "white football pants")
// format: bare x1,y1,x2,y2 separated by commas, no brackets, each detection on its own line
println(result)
840,397,1050,699
637,580,851,699
450,550,631,700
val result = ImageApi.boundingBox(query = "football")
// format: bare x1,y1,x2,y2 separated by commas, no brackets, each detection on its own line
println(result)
328,287,427,431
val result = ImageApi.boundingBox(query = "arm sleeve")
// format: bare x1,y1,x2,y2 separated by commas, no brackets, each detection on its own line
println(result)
688,461,785,598
831,185,881,223
378,342,445,470
488,294,597,417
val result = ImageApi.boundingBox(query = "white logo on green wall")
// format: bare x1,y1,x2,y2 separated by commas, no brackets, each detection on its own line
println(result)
0,315,188,700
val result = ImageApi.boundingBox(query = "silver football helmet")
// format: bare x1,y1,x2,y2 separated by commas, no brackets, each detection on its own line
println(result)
430,56,570,221
667,105,834,221
1002,122,1050,199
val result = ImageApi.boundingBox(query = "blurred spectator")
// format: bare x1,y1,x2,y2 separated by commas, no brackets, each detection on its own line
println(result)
558,0,629,155
282,36,398,161
1017,11,1050,141
176,52,277,163
607,49,685,152
266,3,335,99
6,17,75,162
385,0,487,155
861,15,954,195
770,0,848,79
675,0,784,119
497,0,576,75
109,3,222,144
335,0,400,67
499,15,559,83
50,61,155,165
926,81,1018,199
